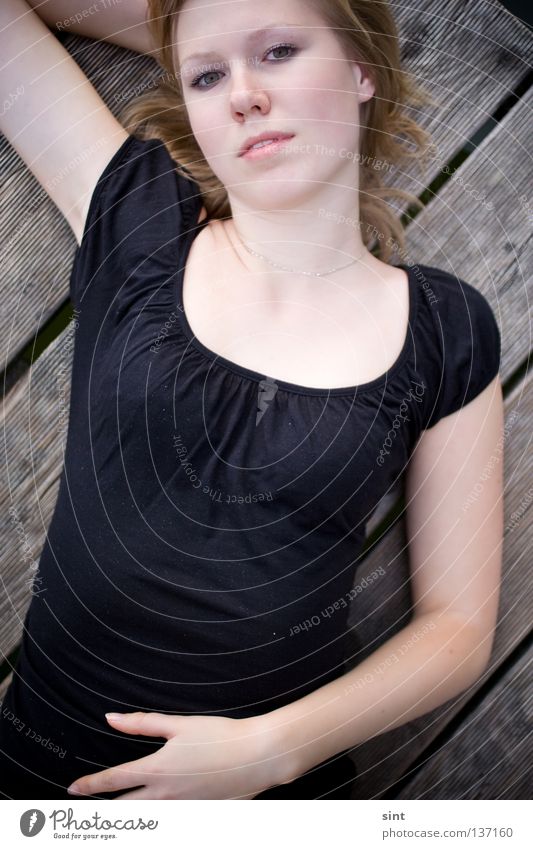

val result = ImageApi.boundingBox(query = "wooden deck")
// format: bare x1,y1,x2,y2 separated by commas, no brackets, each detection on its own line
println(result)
1,0,531,798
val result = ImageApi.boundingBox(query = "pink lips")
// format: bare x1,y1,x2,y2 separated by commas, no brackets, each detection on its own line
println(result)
239,132,295,157
240,135,295,160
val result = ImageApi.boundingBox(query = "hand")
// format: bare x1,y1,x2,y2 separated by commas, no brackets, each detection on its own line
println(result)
67,711,294,799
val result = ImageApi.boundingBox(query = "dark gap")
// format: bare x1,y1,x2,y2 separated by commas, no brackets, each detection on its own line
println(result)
503,352,532,397
361,494,405,556
498,1,533,30
1,358,28,402
379,629,533,799
462,69,533,152
1,298,76,401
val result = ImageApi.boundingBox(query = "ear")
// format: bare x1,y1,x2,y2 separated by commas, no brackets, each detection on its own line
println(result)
352,62,375,103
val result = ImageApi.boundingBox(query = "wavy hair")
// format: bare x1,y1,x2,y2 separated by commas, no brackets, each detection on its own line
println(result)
119,0,437,263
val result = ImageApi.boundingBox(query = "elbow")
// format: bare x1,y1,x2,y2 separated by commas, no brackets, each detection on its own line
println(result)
469,650,492,683
462,627,495,684
449,644,491,700
440,611,496,688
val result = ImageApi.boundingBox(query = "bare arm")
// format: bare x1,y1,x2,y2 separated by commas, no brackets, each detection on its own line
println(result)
25,0,155,55
1,0,129,244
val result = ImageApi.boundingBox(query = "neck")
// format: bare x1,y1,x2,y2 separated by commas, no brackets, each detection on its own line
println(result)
225,193,370,279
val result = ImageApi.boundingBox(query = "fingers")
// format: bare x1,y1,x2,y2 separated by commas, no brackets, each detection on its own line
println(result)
114,788,151,800
106,711,180,739
68,757,153,797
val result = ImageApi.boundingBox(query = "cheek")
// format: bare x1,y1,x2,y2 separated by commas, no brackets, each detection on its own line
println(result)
186,105,234,179
289,68,358,122
184,102,216,153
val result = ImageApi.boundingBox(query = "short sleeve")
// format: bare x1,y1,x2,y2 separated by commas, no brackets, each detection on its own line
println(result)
424,272,501,429
69,133,203,316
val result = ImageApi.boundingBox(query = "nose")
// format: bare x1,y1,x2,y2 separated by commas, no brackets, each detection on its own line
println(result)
229,61,271,121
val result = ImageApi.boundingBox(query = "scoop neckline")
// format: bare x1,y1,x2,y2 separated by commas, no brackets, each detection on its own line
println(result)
175,215,418,397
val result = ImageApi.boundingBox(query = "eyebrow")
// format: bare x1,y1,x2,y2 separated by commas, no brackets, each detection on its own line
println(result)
179,24,299,71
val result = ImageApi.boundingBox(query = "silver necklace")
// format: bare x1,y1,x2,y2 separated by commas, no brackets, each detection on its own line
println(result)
240,240,366,278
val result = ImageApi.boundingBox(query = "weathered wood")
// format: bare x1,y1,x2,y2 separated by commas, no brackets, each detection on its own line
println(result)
345,371,532,798
396,88,533,385
394,643,533,799
392,0,533,193
1,0,531,366
0,330,70,659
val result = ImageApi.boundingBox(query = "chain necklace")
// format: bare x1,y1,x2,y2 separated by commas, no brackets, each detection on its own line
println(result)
239,240,367,278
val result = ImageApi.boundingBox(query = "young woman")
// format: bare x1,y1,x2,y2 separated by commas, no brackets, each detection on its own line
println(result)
0,0,503,800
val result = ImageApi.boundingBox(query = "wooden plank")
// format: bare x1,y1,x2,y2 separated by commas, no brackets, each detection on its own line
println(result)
396,88,533,385
1,5,531,366
391,0,533,193
345,371,532,798
0,331,70,658
395,644,533,799
357,89,532,540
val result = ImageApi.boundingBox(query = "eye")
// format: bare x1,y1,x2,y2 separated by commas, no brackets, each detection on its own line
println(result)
189,69,223,90
189,43,299,90
265,43,297,61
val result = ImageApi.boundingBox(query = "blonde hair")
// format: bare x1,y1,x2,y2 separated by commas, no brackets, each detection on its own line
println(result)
120,0,437,263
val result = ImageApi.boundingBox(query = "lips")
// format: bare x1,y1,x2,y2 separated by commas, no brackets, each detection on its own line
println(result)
239,132,295,157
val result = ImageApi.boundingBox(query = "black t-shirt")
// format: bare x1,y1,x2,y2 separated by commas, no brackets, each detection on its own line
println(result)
0,134,501,799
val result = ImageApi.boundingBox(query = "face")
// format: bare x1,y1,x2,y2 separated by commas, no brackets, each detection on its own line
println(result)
175,0,374,211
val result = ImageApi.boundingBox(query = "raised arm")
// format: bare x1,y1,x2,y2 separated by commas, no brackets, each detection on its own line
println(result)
25,0,155,55
1,0,130,245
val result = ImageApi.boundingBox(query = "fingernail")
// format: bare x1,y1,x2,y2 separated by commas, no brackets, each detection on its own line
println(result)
105,713,124,721
67,783,82,795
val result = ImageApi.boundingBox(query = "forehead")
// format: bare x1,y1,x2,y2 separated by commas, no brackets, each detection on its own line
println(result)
176,0,328,62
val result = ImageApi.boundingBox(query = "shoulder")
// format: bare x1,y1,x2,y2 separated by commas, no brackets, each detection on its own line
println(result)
70,135,205,311
408,263,501,429
411,262,499,341
77,133,204,252
412,262,490,308
94,134,201,206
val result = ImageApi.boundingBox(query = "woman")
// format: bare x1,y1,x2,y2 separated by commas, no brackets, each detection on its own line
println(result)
0,0,503,800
